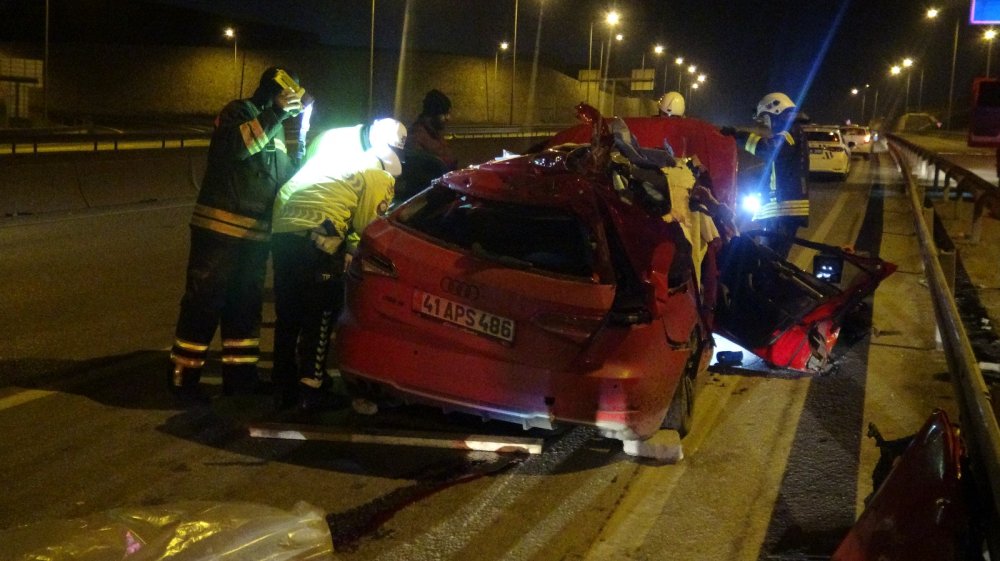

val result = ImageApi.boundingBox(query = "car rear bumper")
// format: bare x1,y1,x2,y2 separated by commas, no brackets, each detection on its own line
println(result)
336,307,684,440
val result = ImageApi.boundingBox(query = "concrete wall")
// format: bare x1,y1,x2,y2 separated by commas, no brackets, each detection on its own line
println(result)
5,42,655,130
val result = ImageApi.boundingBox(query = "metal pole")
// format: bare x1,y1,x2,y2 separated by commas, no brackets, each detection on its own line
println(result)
493,51,499,122
990,40,995,79
509,0,518,125
526,0,543,124
44,0,49,122
947,17,958,129
872,88,879,125
918,68,924,111
369,0,375,119
905,73,911,113
588,21,593,73
662,59,668,94
677,69,682,90
861,92,867,123
234,36,239,98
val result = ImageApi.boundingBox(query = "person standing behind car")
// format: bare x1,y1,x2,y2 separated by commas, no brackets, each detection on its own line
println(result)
720,92,809,258
397,89,457,202
269,118,405,410
167,66,302,402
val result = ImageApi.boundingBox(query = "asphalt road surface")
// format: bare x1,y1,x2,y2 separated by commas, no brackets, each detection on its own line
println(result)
0,145,958,560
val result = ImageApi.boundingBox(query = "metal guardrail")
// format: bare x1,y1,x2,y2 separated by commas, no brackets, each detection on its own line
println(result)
888,132,999,243
889,138,1000,545
0,124,568,155
0,128,213,155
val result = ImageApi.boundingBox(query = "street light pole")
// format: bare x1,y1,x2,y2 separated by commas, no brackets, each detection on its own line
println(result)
509,0,518,125
43,0,49,122
224,28,238,98
368,0,375,119
947,17,958,129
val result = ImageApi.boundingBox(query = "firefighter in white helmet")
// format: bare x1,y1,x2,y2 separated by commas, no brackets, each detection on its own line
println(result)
658,91,686,117
270,118,405,410
720,92,810,258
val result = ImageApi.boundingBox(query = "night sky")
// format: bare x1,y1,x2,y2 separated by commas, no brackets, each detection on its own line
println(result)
0,0,993,125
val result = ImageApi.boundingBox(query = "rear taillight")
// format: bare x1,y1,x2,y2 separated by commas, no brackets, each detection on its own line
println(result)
359,250,398,278
532,312,606,343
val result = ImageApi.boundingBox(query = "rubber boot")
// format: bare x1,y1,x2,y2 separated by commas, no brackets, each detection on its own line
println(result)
168,364,209,405
222,364,261,396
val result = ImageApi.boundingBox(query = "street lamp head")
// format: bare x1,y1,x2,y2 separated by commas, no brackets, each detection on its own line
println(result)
697,74,706,83
606,10,620,26
687,64,696,74
675,56,684,65
654,45,665,55
615,33,623,41
692,83,700,90
851,88,859,95
224,27,235,40
891,65,902,75
986,29,998,41
926,7,939,19
500,41,509,50
903,57,914,67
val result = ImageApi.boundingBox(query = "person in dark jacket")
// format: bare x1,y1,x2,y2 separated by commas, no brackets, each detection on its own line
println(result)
168,66,302,401
397,89,457,202
721,92,810,258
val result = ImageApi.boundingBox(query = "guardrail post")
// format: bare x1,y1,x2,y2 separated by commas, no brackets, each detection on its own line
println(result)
939,248,957,294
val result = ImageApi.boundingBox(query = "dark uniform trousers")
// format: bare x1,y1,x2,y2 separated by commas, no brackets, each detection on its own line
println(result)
270,232,346,397
170,227,270,392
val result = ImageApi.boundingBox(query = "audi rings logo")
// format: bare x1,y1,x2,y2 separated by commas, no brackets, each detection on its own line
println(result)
440,277,480,301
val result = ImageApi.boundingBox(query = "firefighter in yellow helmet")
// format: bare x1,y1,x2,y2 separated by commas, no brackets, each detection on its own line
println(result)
168,67,302,402
721,92,810,258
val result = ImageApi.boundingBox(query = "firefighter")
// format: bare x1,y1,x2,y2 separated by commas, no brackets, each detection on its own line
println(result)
720,92,810,258
658,91,686,117
168,66,302,402
270,118,405,410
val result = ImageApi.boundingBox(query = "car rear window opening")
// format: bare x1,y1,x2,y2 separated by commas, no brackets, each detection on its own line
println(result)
395,185,597,279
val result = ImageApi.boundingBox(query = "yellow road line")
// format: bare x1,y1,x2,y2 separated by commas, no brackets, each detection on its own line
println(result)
0,389,56,412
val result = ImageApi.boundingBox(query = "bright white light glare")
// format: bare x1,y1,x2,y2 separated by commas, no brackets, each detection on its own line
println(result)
654,45,664,54
500,41,509,50
927,8,939,18
741,193,761,214
606,10,620,26
675,56,684,65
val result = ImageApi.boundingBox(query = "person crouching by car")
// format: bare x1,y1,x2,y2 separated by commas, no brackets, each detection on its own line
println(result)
270,118,406,411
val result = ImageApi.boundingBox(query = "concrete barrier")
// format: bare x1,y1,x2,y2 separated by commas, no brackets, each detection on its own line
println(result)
1,149,206,217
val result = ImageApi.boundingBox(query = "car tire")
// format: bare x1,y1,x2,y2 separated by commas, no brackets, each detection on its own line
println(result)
662,373,694,437
662,336,699,437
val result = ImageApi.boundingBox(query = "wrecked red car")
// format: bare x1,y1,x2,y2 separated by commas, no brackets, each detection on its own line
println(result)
337,109,711,442
335,104,894,443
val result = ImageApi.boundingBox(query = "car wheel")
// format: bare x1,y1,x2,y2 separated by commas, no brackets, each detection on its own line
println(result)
662,336,699,436
662,373,694,437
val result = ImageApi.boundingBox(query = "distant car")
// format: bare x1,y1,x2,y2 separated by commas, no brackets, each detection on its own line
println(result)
840,125,873,159
804,126,851,180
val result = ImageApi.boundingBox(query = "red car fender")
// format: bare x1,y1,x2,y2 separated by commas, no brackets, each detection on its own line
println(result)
832,410,969,561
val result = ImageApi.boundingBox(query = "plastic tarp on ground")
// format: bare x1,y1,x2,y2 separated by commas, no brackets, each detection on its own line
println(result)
0,501,334,561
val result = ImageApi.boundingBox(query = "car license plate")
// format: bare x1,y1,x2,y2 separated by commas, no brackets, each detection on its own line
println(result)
413,290,515,343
